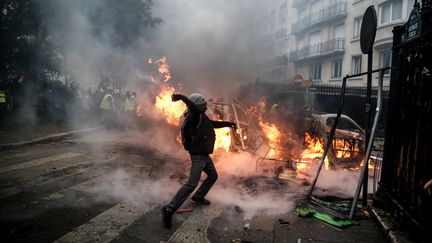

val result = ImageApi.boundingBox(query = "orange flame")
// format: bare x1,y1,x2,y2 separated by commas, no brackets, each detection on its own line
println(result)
248,98,284,159
151,56,231,153
259,120,282,158
155,85,186,126
297,132,329,170
155,56,172,82
333,138,360,159
214,127,231,153
301,133,324,159
148,56,172,83
359,158,375,169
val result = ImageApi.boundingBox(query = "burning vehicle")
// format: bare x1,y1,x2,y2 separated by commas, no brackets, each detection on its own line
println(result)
308,113,365,169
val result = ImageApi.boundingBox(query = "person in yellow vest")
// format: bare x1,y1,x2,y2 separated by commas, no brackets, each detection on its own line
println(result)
0,90,6,115
270,103,279,114
0,90,6,104
123,91,137,129
100,91,115,128
269,103,280,123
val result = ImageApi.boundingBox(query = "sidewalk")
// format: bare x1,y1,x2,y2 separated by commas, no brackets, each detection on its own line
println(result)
273,210,386,243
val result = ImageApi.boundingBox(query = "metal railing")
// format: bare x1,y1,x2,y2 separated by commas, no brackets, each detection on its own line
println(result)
290,38,344,61
274,29,288,40
292,1,347,33
292,0,312,7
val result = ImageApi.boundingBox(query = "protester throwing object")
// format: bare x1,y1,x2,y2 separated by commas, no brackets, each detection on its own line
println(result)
161,92,236,228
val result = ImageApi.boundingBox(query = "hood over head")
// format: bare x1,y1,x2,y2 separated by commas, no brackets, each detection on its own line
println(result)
189,93,207,111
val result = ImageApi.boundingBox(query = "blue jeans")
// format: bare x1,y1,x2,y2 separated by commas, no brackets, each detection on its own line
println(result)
167,154,218,212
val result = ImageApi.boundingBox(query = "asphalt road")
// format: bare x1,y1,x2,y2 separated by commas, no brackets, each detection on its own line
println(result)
0,130,386,243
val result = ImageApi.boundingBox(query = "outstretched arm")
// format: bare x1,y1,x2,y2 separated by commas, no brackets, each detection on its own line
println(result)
211,120,237,129
172,94,199,111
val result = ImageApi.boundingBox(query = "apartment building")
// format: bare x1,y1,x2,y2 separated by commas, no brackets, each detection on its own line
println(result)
253,0,296,85
289,0,415,87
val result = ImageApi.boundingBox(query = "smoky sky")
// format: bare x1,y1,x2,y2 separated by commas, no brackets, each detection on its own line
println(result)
40,0,259,96
148,0,257,96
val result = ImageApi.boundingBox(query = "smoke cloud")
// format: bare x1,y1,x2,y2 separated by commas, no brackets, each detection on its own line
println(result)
84,152,296,219
39,0,258,95
147,0,257,96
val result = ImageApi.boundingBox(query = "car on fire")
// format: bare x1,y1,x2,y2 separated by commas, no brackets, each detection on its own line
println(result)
307,113,377,169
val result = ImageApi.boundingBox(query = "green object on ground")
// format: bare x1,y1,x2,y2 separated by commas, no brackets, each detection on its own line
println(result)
295,207,354,228
297,207,316,217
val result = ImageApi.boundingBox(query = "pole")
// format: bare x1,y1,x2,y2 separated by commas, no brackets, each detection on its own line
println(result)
363,51,373,206
349,69,386,219
307,75,348,198
231,98,246,150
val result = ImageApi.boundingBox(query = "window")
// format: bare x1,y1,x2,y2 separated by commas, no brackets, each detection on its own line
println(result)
279,2,287,19
298,37,305,50
353,17,362,38
310,63,322,80
379,0,403,25
310,1,323,22
352,56,362,75
334,24,344,39
380,49,392,74
309,31,322,55
332,59,342,78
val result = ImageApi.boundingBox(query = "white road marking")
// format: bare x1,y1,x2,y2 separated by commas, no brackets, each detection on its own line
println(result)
42,171,112,201
42,165,150,201
54,201,154,243
0,152,81,174
167,205,222,243
0,155,118,200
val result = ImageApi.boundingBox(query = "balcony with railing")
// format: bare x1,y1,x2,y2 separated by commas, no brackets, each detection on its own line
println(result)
292,0,312,8
292,1,347,34
289,38,345,62
274,28,288,40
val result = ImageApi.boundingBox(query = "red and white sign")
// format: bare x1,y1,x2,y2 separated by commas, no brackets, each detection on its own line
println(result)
293,74,304,83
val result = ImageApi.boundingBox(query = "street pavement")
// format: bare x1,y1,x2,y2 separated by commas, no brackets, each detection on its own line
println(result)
0,129,386,243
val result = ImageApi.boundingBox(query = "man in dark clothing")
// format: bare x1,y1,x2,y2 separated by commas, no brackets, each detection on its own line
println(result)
161,93,236,228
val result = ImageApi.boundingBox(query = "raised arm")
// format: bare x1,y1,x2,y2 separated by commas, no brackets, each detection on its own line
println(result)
211,120,237,129
171,94,199,111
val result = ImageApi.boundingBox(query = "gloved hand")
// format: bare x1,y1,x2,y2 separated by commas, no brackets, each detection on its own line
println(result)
171,93,183,102
230,122,237,129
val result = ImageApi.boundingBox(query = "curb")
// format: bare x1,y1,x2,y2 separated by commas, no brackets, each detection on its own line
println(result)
0,126,103,150
369,207,413,243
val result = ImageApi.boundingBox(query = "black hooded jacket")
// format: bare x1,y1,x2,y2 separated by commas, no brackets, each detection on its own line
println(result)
178,95,234,154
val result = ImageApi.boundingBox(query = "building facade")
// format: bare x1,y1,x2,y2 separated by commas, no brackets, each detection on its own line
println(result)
289,0,415,87
254,0,416,87
253,0,296,85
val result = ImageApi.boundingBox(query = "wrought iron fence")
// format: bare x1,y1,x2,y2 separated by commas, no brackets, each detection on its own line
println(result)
376,3,432,240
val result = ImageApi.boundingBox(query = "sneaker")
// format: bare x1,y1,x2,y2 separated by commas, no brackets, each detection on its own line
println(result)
191,197,211,205
161,206,173,228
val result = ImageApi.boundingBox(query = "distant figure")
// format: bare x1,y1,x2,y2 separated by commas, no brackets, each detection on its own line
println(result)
161,93,236,228
100,89,115,128
270,103,279,114
123,91,137,129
